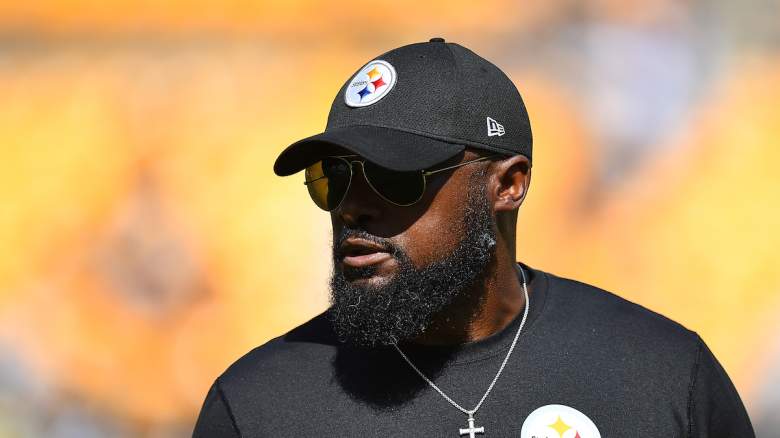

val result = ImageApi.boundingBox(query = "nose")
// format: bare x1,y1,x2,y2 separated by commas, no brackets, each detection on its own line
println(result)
335,162,382,228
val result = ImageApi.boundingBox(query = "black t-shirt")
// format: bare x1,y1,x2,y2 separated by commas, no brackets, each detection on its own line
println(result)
192,264,754,437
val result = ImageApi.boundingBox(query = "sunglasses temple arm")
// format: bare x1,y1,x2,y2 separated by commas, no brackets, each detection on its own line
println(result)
422,155,496,176
304,175,327,185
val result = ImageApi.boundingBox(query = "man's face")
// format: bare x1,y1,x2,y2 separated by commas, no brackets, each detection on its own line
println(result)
328,151,498,347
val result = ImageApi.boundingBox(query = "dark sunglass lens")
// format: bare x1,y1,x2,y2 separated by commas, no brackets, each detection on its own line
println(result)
304,157,351,210
363,162,425,206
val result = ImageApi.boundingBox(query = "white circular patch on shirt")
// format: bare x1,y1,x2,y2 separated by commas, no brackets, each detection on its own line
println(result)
344,60,396,107
521,404,601,438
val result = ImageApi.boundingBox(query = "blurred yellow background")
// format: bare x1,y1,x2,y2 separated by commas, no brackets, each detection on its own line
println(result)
0,0,779,436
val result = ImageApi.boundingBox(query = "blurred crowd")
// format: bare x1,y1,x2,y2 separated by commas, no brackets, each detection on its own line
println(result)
0,1,778,436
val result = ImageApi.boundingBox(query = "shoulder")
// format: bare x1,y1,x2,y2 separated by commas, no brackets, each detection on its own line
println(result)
538,269,701,357
529,268,754,435
216,311,339,390
533,269,704,408
201,312,345,433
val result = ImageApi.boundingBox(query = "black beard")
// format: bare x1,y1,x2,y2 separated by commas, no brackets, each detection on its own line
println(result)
327,170,497,347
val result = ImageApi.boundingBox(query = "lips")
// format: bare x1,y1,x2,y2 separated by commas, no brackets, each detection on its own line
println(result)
339,238,393,268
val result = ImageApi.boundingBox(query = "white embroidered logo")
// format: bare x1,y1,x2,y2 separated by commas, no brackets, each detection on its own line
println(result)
344,60,397,107
520,404,601,438
486,116,505,137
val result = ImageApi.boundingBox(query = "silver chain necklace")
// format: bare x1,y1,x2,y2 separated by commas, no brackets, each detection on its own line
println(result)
392,265,530,438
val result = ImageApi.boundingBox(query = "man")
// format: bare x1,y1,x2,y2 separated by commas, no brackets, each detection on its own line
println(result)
192,38,754,437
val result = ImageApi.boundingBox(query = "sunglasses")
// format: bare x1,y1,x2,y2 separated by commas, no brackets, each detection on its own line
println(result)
303,154,498,211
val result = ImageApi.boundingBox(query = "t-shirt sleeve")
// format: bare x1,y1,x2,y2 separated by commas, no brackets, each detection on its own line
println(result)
192,379,241,438
688,335,755,437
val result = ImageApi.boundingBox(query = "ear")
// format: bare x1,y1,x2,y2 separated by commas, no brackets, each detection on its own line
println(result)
490,155,531,213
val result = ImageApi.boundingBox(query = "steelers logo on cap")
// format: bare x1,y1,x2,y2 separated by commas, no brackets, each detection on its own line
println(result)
344,60,397,107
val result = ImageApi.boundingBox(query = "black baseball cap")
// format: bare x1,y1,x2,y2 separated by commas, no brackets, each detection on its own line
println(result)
273,38,532,176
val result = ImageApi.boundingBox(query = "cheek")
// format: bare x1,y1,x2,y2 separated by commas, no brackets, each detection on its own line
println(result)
397,183,467,268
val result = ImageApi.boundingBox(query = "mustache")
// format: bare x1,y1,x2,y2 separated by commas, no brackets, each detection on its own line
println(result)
332,227,400,258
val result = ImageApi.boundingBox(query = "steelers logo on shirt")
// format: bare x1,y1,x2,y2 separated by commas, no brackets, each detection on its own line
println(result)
521,404,601,438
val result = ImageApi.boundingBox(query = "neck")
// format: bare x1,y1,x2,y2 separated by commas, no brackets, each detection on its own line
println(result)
407,253,528,346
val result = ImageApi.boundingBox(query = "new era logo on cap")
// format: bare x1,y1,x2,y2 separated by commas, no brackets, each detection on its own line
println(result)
486,116,505,137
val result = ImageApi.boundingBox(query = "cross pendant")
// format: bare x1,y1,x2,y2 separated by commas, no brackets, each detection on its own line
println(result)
459,414,485,438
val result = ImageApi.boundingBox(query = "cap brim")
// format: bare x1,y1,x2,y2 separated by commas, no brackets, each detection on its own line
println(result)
273,126,465,176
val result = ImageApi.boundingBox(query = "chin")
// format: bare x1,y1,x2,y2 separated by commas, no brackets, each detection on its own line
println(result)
342,267,394,288
340,259,399,283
